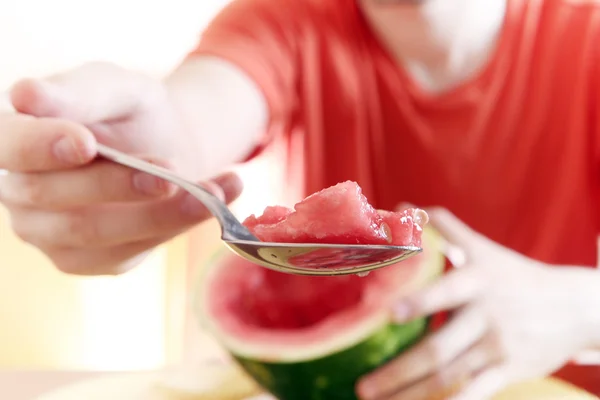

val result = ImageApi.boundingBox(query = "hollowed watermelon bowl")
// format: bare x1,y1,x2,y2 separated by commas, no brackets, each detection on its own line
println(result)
193,182,446,400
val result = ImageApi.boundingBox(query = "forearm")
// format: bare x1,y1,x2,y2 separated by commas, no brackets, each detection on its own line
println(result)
164,56,269,180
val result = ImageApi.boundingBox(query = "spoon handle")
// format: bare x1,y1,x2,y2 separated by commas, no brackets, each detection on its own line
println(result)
96,144,257,241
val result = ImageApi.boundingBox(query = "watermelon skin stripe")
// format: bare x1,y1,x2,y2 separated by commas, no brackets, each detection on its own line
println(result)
234,317,430,400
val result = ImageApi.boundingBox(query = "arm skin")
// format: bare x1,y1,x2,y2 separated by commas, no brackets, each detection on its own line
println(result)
163,55,271,180
0,56,270,180
556,264,600,352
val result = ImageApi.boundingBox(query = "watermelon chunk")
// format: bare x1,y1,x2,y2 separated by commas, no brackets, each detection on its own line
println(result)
378,208,427,247
243,181,426,247
195,181,444,400
243,205,292,229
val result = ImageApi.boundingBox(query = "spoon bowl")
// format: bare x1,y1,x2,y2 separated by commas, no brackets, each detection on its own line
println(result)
225,240,421,276
96,144,422,276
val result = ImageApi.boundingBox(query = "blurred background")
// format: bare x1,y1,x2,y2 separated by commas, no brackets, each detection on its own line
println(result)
0,0,297,372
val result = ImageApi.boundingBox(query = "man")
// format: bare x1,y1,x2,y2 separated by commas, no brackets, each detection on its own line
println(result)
1,0,599,398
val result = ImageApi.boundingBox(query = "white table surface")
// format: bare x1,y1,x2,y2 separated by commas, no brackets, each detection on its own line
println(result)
0,371,118,400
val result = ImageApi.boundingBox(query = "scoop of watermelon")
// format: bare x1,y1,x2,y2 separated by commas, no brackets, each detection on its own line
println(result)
242,181,427,247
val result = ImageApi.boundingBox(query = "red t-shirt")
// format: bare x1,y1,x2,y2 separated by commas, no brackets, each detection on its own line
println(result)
191,0,600,267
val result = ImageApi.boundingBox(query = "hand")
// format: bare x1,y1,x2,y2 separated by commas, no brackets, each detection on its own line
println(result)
357,208,598,400
0,62,243,275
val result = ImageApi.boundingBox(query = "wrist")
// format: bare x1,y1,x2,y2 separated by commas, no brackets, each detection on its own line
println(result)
0,91,15,113
555,265,600,350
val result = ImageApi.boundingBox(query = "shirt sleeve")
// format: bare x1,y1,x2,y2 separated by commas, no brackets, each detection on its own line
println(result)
187,0,300,158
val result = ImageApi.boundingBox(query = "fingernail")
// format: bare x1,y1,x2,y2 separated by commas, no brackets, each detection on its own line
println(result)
392,301,412,322
213,172,243,199
413,208,429,227
133,173,170,196
181,194,207,217
53,136,91,164
200,181,226,202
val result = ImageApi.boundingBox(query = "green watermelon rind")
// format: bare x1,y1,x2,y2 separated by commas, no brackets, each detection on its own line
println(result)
193,226,445,399
234,317,429,400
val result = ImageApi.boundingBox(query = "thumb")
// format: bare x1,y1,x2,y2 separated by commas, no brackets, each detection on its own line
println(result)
210,171,244,205
10,62,153,124
426,207,493,261
180,171,244,216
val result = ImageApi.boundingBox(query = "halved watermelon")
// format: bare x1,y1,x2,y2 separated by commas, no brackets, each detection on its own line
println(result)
194,182,445,400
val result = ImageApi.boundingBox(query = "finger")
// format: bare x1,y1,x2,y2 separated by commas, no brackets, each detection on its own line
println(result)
10,62,152,123
10,172,243,248
0,114,96,172
0,158,177,209
392,266,484,322
357,306,487,400
181,171,243,213
395,203,468,267
213,171,244,201
197,180,225,202
10,193,201,249
46,237,168,276
426,208,488,257
370,331,504,400
448,366,507,400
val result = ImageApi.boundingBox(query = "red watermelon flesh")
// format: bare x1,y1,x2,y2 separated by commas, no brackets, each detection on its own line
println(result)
228,181,428,330
242,181,426,247
232,270,365,330
378,209,426,248
214,255,420,332
243,205,292,229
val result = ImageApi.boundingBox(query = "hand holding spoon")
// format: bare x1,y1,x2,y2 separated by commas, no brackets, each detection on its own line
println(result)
96,144,422,276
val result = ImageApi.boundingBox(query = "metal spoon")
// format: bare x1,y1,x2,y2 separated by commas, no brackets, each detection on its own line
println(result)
96,144,422,276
